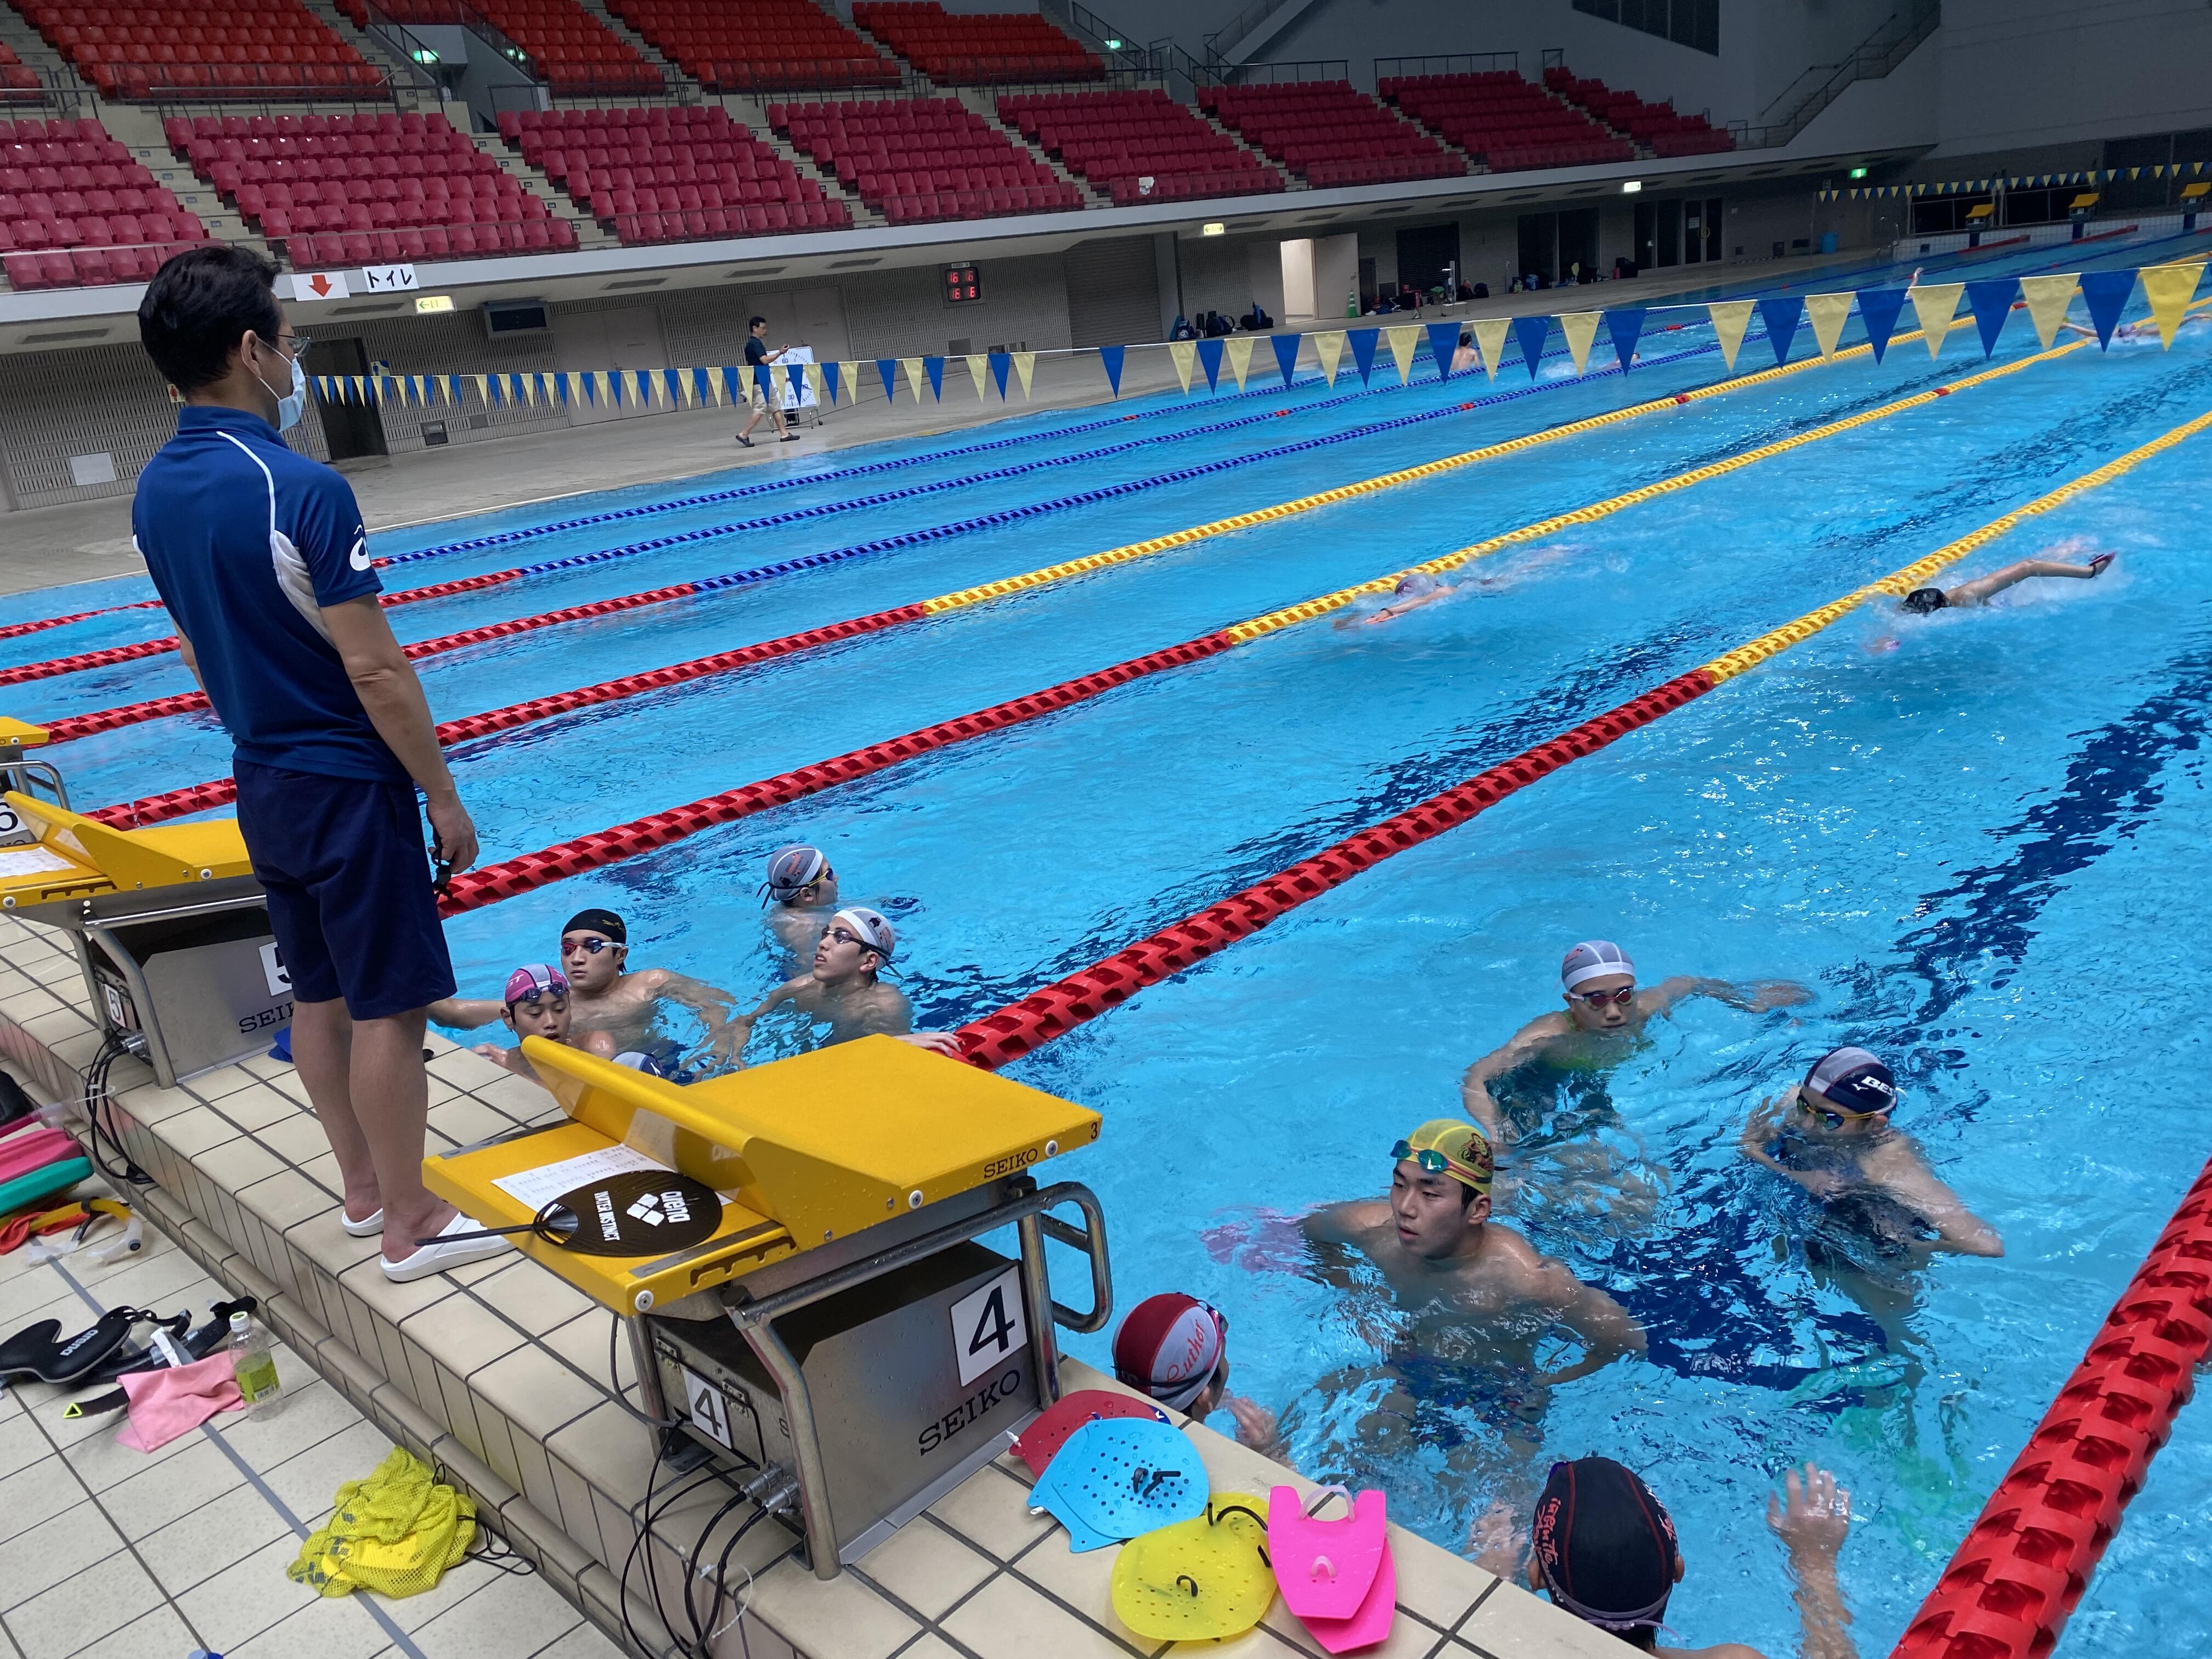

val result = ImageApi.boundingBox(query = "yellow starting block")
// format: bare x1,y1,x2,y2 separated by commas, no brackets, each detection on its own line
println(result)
427,1036,1112,1576
2,765,281,1088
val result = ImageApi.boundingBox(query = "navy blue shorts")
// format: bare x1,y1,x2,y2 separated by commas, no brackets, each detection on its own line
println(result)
234,760,454,1022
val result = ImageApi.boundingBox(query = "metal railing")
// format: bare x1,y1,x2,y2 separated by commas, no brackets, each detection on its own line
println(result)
122,64,423,114
349,0,450,95
1735,0,1939,151
367,0,542,82
1211,57,1349,86
0,63,88,112
1098,167,1284,205
1374,53,1519,83
2,231,212,293
267,214,579,264
691,55,906,95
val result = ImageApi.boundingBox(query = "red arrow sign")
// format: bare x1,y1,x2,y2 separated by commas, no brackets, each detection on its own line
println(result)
308,273,335,297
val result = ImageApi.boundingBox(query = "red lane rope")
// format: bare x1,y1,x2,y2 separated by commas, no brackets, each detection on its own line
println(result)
950,672,1716,1068
0,599,164,641
86,599,936,828
1892,1153,2212,1659
432,633,1238,916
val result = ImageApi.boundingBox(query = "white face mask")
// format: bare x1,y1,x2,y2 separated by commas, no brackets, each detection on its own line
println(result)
253,339,306,431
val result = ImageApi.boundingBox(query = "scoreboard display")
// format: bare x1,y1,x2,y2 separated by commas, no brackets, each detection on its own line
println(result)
943,263,983,304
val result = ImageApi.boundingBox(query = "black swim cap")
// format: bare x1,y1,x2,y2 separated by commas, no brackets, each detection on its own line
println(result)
1902,588,1947,614
1804,1046,1897,1116
562,907,627,943
1531,1457,1679,1634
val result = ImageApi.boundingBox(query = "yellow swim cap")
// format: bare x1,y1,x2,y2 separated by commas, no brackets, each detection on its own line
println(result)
1392,1120,1493,1195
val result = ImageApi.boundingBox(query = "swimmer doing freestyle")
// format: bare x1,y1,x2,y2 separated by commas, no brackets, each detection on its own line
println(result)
431,909,742,1068
1462,941,1809,1149
1301,1121,1645,1393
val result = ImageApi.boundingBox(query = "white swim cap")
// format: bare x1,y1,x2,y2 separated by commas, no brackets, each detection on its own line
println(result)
1561,940,1635,992
830,906,896,962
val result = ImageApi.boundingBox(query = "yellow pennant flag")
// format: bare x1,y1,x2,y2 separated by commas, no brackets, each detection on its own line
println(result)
1224,335,1252,391
1804,292,1854,358
1708,300,1756,371
348,375,364,402
900,357,925,403
1470,317,1510,382
2017,275,2078,348
839,363,862,404
2141,261,2207,346
1012,351,1036,398
1910,283,1964,360
518,374,535,405
1312,330,1346,387
1168,338,1197,394
1558,311,1602,375
966,353,990,400
1384,324,1421,384
471,374,489,407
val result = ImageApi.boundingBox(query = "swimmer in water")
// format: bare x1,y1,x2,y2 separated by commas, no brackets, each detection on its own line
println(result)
1301,1121,1645,1391
2063,312,2211,344
1898,546,2113,614
471,964,614,1088
431,909,742,1069
1451,330,1481,374
1336,571,1452,629
1472,1455,1860,1659
1461,941,1811,1149
726,906,962,1062
1740,1045,2002,1261
760,844,839,963
1112,1292,1291,1465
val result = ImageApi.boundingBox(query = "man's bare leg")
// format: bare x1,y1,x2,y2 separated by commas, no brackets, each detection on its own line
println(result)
1946,556,2109,606
291,997,454,1260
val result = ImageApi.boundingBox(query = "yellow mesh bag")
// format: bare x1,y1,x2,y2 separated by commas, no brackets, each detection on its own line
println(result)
287,1447,477,1599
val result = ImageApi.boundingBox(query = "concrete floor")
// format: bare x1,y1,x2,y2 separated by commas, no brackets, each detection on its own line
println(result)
0,250,1892,601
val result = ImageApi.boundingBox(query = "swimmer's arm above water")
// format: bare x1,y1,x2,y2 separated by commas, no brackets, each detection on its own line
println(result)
1460,1018,1561,1145
723,979,805,1066
629,967,741,1062
1876,1154,2004,1258
1528,1259,1645,1387
1644,975,1812,1017
1739,1098,1842,1194
428,996,505,1031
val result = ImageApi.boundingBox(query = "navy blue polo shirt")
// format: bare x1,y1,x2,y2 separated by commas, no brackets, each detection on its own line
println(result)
132,405,405,782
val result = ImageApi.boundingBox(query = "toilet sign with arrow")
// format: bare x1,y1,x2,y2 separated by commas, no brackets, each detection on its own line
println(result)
290,271,349,301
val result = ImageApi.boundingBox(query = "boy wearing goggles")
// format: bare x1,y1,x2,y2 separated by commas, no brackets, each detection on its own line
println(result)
430,907,742,1068
1740,1046,2003,1261
1460,940,1809,1148
725,906,963,1065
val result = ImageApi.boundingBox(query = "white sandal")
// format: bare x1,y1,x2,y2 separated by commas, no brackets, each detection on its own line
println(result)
380,1210,510,1283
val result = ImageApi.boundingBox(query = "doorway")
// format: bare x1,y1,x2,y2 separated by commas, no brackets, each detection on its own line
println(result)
1516,213,1556,286
550,306,669,426
1556,207,1598,284
304,337,386,460
1393,222,1460,300
1683,196,1723,263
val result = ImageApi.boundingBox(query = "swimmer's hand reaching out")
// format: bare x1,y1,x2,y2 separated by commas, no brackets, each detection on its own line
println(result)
896,1032,965,1057
1220,1394,1286,1463
1740,1099,1847,1195
1769,1463,1857,1659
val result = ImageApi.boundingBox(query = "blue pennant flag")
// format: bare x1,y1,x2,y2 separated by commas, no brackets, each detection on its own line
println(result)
1510,314,1551,380
1856,287,1909,362
721,366,742,405
923,356,945,399
751,363,772,399
1425,321,1460,380
1269,331,1301,385
1101,344,1126,396
822,360,842,404
692,366,711,407
989,351,1009,398
1963,279,2019,357
1195,337,1223,391
1605,307,1647,373
1758,296,1803,365
874,358,899,399
1347,326,1380,385
2079,269,2135,348
786,362,806,400
448,374,465,407
634,369,653,405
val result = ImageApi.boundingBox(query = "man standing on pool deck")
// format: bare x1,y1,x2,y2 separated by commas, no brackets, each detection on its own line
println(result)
1461,941,1810,1149
132,246,503,1284
735,315,795,447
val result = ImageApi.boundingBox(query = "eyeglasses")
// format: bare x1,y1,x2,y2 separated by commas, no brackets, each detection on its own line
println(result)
561,935,618,955
272,332,312,359
1575,986,1636,1008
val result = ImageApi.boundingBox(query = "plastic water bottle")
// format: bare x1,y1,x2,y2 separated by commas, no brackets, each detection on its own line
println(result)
228,1310,281,1414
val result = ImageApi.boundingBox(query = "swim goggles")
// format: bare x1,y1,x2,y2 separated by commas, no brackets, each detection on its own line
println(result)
1574,986,1636,1008
1795,1086,1893,1131
822,926,868,949
561,934,619,955
1390,1141,1485,1186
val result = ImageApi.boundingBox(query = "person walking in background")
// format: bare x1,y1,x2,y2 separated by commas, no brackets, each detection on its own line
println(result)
132,246,504,1285
735,314,795,447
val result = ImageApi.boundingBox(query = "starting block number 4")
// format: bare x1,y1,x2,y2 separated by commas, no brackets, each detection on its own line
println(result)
0,800,27,847
684,1367,736,1451
950,1266,1027,1387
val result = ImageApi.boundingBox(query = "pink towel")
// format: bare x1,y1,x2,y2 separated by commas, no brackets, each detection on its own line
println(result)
117,1352,246,1451
0,1126,76,1182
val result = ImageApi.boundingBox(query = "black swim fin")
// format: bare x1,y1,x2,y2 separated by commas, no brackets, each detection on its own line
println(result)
0,1306,165,1385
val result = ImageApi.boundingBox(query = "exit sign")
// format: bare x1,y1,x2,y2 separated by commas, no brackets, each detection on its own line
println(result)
943,263,983,305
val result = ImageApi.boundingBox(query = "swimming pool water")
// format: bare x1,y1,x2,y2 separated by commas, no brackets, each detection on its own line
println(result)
12,230,2212,1654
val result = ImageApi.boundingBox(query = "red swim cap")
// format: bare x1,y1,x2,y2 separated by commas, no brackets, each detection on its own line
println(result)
1111,1293,1227,1413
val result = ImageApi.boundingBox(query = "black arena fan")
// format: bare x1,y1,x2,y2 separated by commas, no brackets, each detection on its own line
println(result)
422,1171,724,1257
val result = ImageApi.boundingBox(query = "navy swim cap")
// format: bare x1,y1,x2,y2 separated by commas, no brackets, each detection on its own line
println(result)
1394,572,1440,598
1531,1457,1679,1634
1903,588,1947,614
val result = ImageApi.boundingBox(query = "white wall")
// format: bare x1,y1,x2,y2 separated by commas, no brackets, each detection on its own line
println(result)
1932,0,2212,158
